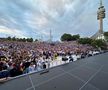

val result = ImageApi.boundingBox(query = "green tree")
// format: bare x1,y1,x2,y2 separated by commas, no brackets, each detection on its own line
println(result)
7,36,11,41
104,32,108,36
104,32,108,42
61,33,72,41
35,39,38,42
12,37,16,41
78,38,92,44
71,34,80,41
22,38,26,42
26,38,33,42
91,39,107,49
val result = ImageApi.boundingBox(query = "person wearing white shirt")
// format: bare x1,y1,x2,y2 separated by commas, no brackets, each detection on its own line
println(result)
28,62,35,73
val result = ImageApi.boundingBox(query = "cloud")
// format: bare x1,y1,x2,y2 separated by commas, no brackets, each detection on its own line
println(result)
0,0,108,40
0,26,27,38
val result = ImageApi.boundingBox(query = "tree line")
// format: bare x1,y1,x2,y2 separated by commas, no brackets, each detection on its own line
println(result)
0,37,38,42
61,32,108,49
0,32,108,49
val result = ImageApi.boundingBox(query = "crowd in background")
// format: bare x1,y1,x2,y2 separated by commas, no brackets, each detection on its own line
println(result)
0,41,103,79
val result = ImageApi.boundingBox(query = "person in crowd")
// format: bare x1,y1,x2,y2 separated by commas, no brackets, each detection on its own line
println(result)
0,41,101,79
28,62,35,73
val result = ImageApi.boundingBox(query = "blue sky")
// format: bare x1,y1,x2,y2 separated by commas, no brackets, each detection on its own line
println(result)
0,0,108,41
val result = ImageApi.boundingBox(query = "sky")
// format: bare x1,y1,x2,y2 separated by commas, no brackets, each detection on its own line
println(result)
0,0,108,41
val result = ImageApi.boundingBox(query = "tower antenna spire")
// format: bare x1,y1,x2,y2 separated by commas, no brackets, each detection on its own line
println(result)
49,29,52,43
100,0,102,6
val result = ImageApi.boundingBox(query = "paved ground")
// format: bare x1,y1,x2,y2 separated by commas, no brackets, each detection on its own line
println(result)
0,52,108,90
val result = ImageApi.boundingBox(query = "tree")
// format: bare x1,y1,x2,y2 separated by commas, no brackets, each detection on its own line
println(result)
61,33,72,41
104,32,108,37
104,32,108,42
78,38,92,44
12,37,16,41
91,39,107,49
7,36,11,41
35,39,38,42
71,34,80,41
26,38,33,42
22,38,26,42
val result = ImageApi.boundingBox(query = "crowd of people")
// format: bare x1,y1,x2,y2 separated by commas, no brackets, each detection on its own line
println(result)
0,41,103,79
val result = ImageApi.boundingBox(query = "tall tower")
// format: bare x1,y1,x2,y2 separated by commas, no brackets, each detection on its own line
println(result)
92,0,106,39
97,0,105,38
49,29,52,43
